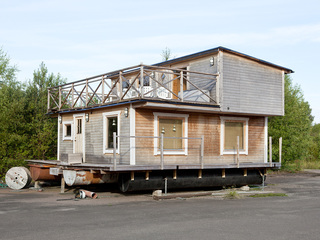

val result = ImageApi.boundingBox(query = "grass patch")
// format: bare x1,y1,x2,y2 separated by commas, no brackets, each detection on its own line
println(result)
224,190,241,199
249,193,287,198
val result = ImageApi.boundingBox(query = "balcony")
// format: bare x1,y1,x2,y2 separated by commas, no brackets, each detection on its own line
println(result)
47,64,220,112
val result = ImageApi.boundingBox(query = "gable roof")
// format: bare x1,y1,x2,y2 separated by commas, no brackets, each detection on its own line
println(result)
154,46,294,73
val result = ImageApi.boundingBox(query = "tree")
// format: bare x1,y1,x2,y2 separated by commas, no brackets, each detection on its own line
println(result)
24,62,65,160
268,75,314,165
0,49,28,176
161,47,172,61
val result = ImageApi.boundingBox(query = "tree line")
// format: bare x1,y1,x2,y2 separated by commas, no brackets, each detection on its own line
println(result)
0,48,319,179
0,48,65,179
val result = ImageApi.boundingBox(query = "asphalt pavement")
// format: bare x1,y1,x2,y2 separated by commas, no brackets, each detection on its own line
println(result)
0,171,320,240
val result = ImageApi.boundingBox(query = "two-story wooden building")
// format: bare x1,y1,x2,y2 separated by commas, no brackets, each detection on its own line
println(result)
28,46,293,192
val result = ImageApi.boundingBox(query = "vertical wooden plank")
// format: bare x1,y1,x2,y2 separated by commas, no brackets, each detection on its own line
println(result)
269,136,272,167
131,171,134,181
173,170,177,179
279,137,282,164
180,71,184,101
160,133,164,170
244,169,247,177
198,169,202,179
113,132,117,170
145,171,149,181
237,136,240,168
102,76,105,104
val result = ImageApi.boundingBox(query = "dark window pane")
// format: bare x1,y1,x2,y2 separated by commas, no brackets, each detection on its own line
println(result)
66,125,71,137
108,117,118,149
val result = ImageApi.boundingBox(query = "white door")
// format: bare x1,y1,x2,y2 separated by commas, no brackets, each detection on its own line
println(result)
73,114,85,161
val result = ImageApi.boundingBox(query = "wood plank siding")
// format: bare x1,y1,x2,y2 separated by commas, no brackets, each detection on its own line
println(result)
221,52,284,116
135,109,265,165
59,106,131,164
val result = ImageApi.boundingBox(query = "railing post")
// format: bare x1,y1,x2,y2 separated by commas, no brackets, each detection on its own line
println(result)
86,79,89,107
140,64,144,98
160,133,164,170
200,135,204,169
180,71,184,101
72,83,75,107
279,137,282,165
113,132,117,171
58,86,61,110
119,71,123,99
269,137,272,167
102,76,105,104
237,136,240,168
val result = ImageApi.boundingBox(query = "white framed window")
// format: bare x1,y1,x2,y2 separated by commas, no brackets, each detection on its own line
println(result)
153,112,189,155
62,121,73,141
220,117,249,155
103,111,121,154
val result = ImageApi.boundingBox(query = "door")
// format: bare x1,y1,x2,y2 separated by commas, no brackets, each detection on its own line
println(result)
74,115,84,157
172,68,187,99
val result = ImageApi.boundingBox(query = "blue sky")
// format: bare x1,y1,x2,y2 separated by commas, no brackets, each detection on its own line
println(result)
1,0,319,122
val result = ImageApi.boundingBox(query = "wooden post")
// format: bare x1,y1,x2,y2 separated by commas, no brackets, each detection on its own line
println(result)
279,137,282,165
173,170,177,179
198,169,202,179
180,71,184,101
60,177,65,193
131,171,134,181
200,135,204,169
86,79,89,107
113,132,117,171
160,133,164,170
72,83,75,107
102,76,105,103
237,136,240,168
119,71,123,99
140,65,144,98
222,169,226,178
145,171,149,181
269,137,272,167
58,86,62,110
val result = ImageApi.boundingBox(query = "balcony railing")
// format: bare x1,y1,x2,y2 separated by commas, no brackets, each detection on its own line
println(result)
47,64,219,112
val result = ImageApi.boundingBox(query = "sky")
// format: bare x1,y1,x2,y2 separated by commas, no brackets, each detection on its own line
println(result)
1,0,320,122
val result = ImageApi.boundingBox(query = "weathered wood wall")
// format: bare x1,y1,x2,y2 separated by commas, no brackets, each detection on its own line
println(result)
59,105,131,164
135,109,265,165
221,52,284,115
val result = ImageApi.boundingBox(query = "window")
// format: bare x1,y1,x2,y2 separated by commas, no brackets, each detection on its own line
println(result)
153,112,189,155
62,121,73,141
220,117,249,155
103,111,121,154
159,119,183,149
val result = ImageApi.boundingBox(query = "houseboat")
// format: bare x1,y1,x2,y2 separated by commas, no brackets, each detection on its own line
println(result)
27,46,293,192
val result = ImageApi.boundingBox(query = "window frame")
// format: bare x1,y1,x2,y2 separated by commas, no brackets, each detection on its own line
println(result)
62,121,73,141
220,116,249,155
153,112,189,155
103,111,121,154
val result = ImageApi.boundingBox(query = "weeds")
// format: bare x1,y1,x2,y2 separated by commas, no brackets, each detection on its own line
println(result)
249,193,287,198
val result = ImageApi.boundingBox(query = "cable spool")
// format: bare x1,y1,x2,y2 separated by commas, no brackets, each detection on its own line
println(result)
5,167,32,190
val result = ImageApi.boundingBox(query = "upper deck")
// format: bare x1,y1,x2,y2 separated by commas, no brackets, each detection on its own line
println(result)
47,64,219,113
